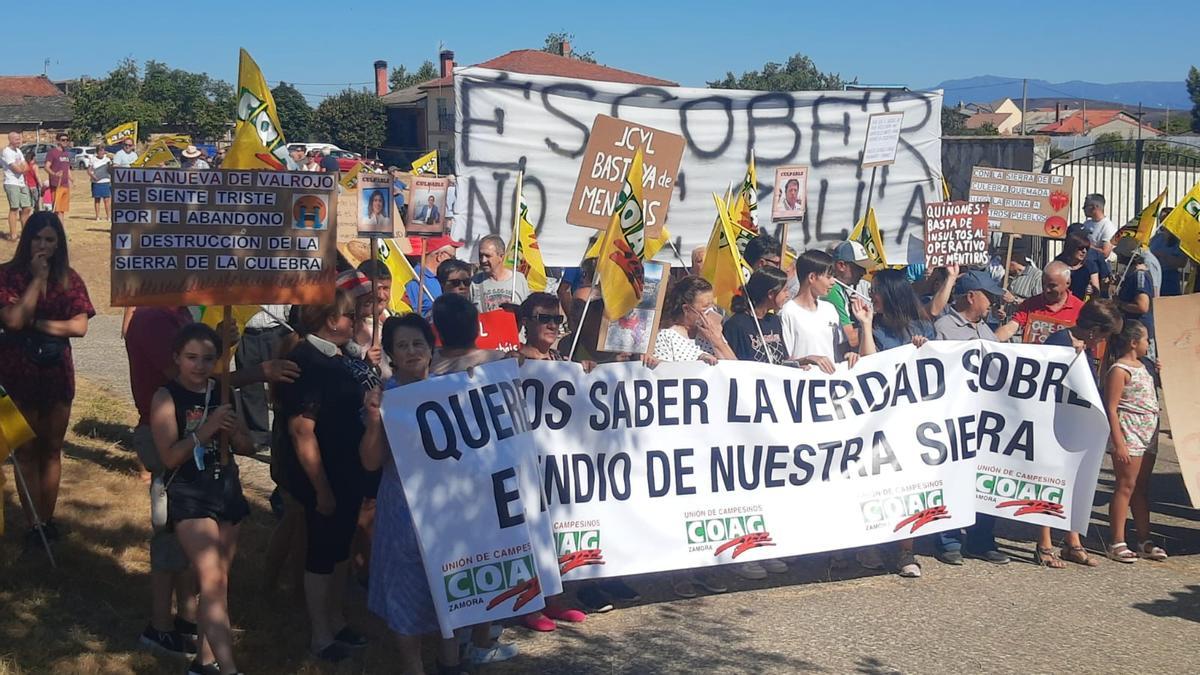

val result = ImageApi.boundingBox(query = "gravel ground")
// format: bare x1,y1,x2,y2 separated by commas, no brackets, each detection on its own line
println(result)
72,315,1200,674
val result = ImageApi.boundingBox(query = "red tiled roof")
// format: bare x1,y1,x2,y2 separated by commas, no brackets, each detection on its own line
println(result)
0,76,64,98
420,49,677,89
965,112,1011,129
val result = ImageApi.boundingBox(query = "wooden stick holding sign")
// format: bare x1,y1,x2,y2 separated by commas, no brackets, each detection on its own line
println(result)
370,236,380,346
219,305,233,465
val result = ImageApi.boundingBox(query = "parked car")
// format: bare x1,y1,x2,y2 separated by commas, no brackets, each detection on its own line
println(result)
19,142,56,165
327,149,365,172
71,146,98,169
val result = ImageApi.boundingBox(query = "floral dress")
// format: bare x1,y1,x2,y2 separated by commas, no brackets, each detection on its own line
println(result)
1108,362,1159,456
0,266,94,406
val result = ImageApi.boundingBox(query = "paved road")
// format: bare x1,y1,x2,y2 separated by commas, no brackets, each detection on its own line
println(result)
73,316,1200,673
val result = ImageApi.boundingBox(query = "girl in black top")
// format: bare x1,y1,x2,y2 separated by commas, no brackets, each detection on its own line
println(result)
276,289,379,662
723,266,790,364
150,323,253,675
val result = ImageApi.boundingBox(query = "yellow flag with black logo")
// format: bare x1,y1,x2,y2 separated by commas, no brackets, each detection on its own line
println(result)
850,207,888,270
411,150,438,175
103,121,138,146
340,163,365,190
702,193,751,312
132,140,176,168
504,173,547,292
1118,188,1167,247
225,49,288,171
597,148,647,321
1163,181,1200,263
375,238,417,315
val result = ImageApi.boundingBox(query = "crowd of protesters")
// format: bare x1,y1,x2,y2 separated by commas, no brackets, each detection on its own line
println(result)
0,180,1190,674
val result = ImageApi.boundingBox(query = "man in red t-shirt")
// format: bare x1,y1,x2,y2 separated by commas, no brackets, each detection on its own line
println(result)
43,133,72,216
995,261,1082,342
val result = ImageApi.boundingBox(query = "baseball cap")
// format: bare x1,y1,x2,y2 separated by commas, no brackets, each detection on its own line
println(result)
832,240,871,268
407,235,464,252
953,269,1005,297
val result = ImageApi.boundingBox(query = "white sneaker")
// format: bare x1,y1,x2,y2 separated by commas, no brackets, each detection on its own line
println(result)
468,642,519,665
760,558,788,574
732,562,767,580
856,547,885,570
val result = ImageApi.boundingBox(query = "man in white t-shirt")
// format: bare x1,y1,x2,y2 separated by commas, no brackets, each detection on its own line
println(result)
113,138,139,167
2,132,32,239
87,145,114,221
1079,193,1117,258
778,248,854,372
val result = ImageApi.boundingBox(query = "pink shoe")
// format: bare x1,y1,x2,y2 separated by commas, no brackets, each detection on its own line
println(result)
521,612,556,632
544,605,586,623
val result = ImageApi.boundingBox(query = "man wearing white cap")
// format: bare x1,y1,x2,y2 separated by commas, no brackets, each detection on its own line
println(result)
825,240,872,349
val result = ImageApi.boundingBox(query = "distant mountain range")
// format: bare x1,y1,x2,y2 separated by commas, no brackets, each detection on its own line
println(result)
931,75,1190,110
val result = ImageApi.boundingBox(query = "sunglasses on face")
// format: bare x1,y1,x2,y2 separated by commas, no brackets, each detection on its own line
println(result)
444,278,470,289
533,313,565,326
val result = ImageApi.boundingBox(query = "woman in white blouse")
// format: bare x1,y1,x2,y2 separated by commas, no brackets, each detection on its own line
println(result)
654,276,737,363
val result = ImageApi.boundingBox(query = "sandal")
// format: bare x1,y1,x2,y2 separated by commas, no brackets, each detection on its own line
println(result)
1034,546,1066,569
1105,542,1138,564
1139,540,1168,561
1060,545,1100,567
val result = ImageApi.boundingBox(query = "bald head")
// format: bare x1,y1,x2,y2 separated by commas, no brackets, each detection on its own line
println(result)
7,132,20,147
1042,261,1071,302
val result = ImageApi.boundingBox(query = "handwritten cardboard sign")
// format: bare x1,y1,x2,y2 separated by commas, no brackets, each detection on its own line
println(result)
110,167,337,306
924,200,990,267
968,167,1073,238
568,114,684,236
861,112,904,168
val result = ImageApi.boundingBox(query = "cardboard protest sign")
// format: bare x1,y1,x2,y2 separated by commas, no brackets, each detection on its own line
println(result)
1154,294,1200,506
771,166,809,221
407,175,449,236
519,340,1107,580
968,167,1073,238
110,167,337,306
476,310,520,351
1022,313,1074,345
357,173,395,238
861,112,905,167
598,261,669,354
379,360,562,637
923,200,990,267
567,114,684,237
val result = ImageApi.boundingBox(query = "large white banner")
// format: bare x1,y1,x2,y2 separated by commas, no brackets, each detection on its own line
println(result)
454,67,943,265
380,342,1107,628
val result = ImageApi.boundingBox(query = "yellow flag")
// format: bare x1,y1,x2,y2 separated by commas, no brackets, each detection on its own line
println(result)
132,140,176,168
941,176,951,200
701,193,752,312
375,238,417,314
1163,181,1200,263
850,207,888,269
340,163,365,190
644,224,672,261
411,150,438,175
158,134,192,149
728,154,759,234
504,173,547,292
597,148,647,321
1118,189,1167,247
103,121,138,146
0,386,35,464
225,49,288,171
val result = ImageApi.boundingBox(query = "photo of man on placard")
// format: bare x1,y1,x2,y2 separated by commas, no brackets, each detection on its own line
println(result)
772,166,808,221
407,176,449,235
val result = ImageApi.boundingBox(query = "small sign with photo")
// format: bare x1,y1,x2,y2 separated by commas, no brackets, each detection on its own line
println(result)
598,261,671,355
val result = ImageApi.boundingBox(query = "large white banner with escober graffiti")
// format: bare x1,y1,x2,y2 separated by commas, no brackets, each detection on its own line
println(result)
380,341,1106,628
454,67,943,265
379,359,562,638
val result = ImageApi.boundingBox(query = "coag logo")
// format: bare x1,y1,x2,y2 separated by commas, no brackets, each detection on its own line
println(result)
555,529,605,575
977,472,1066,518
861,489,949,533
443,554,540,612
685,515,774,559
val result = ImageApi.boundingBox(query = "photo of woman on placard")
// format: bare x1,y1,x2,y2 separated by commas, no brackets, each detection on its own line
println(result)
362,189,390,229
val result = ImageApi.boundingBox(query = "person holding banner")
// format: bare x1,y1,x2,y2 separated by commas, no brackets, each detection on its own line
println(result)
0,212,94,545
779,250,853,373
516,293,570,362
826,241,872,349
149,323,254,675
1103,321,1168,563
276,291,377,663
654,276,736,364
932,271,1011,566
994,263,1081,343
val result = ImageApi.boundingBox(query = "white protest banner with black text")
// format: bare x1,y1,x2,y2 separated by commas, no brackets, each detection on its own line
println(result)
378,360,562,638
455,68,943,265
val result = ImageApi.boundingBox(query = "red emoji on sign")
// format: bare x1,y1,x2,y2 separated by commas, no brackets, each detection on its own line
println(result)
1049,190,1069,212
1044,216,1068,238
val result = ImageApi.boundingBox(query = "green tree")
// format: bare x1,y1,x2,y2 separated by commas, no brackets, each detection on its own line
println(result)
1156,114,1192,135
542,32,597,63
1188,66,1200,133
942,107,967,134
389,60,438,91
311,89,385,153
70,58,234,141
271,82,313,142
708,53,853,91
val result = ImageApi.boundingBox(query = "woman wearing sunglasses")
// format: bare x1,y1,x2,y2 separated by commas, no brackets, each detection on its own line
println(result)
516,292,569,361
151,323,254,675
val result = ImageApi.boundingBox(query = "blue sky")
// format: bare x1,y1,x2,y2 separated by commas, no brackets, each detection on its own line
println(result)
11,0,1196,99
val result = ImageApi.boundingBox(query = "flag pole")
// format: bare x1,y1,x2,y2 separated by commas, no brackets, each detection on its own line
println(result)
8,456,56,568
567,199,622,363
511,171,523,303
739,276,774,366
418,238,428,316
369,236,380,346
864,166,879,215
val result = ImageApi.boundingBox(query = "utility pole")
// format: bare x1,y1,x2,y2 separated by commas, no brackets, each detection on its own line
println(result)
1021,78,1028,135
